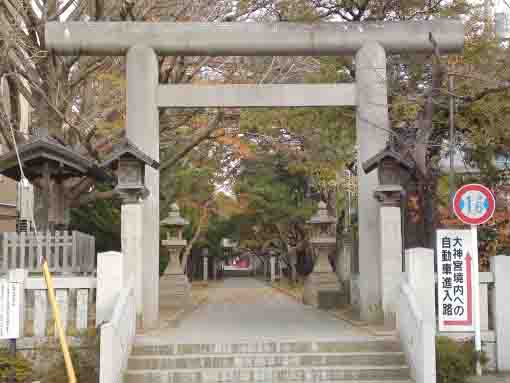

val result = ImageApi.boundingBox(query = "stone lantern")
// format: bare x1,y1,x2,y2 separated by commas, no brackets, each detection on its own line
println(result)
161,203,189,274
308,202,336,271
159,203,191,310
101,138,159,203
362,145,414,204
303,201,345,309
362,145,414,326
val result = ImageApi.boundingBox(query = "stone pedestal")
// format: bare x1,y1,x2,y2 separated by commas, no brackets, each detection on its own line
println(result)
374,185,403,327
159,240,191,311
303,241,345,309
121,201,143,319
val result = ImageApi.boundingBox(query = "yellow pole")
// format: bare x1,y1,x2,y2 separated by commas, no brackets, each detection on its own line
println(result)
42,261,77,383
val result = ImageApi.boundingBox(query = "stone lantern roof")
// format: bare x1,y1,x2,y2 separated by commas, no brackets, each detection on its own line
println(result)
307,201,336,225
0,136,109,182
100,138,159,170
161,203,189,227
361,147,414,175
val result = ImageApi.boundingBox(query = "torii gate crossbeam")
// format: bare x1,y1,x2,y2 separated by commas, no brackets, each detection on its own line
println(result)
46,20,463,56
45,20,463,328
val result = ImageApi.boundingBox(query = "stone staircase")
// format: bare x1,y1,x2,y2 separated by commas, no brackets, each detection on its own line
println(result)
124,339,412,382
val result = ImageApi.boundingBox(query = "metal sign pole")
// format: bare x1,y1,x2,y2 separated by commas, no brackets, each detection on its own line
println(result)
471,224,482,376
8,338,16,383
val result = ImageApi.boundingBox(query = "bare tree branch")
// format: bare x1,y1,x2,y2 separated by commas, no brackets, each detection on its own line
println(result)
161,110,225,171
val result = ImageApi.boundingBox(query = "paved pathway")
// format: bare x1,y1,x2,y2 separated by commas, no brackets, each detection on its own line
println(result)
469,375,510,383
136,278,376,345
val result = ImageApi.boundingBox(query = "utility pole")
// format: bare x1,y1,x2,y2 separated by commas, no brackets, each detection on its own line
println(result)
448,72,456,217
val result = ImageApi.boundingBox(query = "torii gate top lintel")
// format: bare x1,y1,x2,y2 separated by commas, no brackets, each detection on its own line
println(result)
45,19,463,57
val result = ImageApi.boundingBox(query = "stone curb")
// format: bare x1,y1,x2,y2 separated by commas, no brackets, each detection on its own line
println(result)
270,282,303,302
269,282,396,339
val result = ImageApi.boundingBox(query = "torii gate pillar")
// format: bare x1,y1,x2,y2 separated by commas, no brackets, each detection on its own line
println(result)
356,42,389,321
126,46,160,328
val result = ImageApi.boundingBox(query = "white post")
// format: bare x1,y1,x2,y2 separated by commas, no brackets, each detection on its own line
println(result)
8,269,27,337
96,251,124,325
403,248,436,383
356,42,389,322
76,289,89,330
270,256,276,283
471,225,482,376
405,248,435,321
126,45,160,329
203,256,209,282
491,255,510,370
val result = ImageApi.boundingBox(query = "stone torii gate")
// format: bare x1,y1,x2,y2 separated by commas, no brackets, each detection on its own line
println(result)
46,20,463,328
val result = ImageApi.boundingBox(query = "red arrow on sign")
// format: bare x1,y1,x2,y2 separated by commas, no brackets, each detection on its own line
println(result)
444,252,473,326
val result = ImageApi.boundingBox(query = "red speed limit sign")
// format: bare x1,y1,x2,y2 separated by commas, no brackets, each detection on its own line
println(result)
453,184,495,225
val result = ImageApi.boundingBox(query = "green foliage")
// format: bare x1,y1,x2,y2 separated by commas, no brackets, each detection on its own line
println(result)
436,337,487,383
0,348,33,382
229,152,316,250
70,183,121,253
40,331,99,383
203,215,240,259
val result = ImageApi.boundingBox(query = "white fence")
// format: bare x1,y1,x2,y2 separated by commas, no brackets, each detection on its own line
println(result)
96,251,137,383
0,231,95,274
431,255,510,372
434,269,497,370
398,248,436,383
5,272,97,337
1,251,138,383
100,278,136,383
25,276,96,336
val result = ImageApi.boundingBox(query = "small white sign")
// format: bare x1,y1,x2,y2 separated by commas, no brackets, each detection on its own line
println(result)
0,279,21,339
437,229,475,332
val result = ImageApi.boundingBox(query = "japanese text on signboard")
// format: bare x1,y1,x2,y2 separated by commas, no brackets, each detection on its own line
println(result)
0,279,21,339
437,230,474,332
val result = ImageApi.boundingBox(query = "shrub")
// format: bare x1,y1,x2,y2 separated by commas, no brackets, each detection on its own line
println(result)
436,336,488,383
0,348,34,382
40,331,99,383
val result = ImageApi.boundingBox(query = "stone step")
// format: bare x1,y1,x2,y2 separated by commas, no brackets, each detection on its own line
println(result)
128,351,406,370
132,340,402,356
124,365,410,383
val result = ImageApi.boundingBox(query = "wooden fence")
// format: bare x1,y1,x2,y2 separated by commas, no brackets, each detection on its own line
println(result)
0,231,95,274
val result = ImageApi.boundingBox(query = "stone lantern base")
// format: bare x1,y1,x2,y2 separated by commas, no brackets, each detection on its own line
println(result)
303,245,347,310
303,272,347,309
159,274,192,311
159,243,192,311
